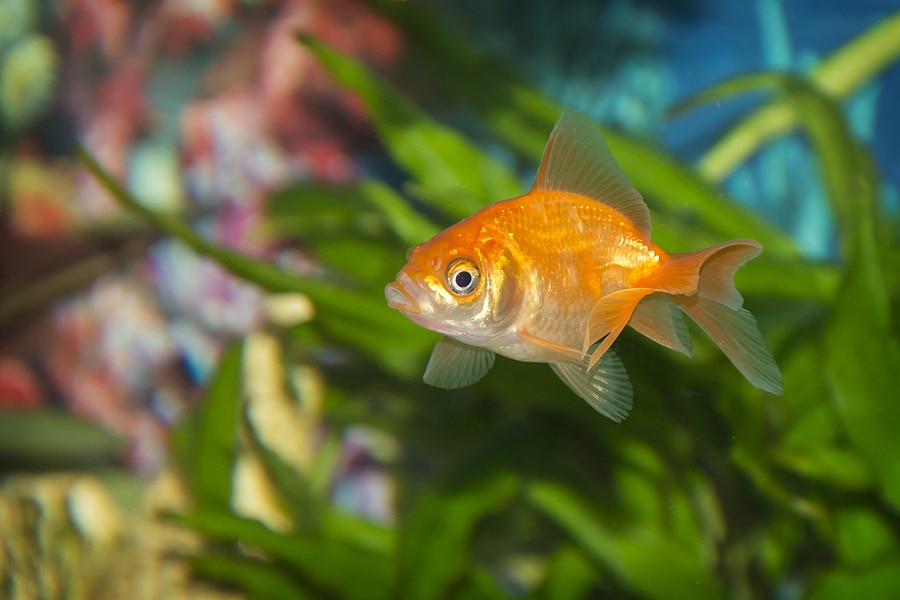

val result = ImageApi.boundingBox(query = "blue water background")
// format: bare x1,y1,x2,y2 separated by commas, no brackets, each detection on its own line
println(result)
442,0,900,259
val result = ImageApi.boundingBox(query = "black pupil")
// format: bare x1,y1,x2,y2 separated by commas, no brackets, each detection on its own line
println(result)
455,271,473,289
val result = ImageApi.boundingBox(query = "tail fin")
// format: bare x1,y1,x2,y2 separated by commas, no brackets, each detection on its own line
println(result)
661,240,784,394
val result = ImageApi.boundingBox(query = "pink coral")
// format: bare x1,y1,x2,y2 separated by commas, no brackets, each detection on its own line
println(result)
10,0,410,476
61,0,133,58
0,357,43,410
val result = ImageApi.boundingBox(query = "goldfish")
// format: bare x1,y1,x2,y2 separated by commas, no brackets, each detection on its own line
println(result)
385,112,783,421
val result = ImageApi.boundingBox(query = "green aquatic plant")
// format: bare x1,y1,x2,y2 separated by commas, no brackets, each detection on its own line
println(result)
696,9,900,182
0,0,57,139
78,6,900,600
0,34,57,130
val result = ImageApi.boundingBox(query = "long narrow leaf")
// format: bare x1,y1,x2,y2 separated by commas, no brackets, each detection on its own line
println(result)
527,480,726,600
321,508,395,556
364,0,562,158
360,178,441,245
361,0,800,262
181,510,393,600
190,555,315,600
245,421,320,532
193,344,242,512
666,71,883,256
296,33,523,219
806,562,900,600
826,234,900,509
0,410,124,469
76,146,436,375
76,146,363,301
697,10,900,181
394,472,519,600
541,545,600,600
759,76,900,510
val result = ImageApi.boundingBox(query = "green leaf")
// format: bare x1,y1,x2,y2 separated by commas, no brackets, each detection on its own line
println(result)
806,561,900,600
301,25,800,270
731,445,825,520
725,257,837,303
785,74,900,509
76,146,367,303
245,419,320,532
181,511,393,600
364,0,562,159
296,33,523,219
190,555,315,600
76,145,436,376
0,409,124,469
540,545,600,600
394,472,519,600
606,131,799,259
359,178,440,245
660,69,900,509
266,178,439,254
454,566,510,600
696,10,900,181
665,71,881,255
826,248,900,508
785,81,881,256
314,237,399,284
527,480,726,600
775,446,872,491
193,343,243,512
365,1,800,263
321,508,395,557
266,182,388,242
835,508,899,568
308,432,343,500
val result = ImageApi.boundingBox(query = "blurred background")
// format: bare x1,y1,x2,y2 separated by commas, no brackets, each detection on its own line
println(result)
1,1,899,599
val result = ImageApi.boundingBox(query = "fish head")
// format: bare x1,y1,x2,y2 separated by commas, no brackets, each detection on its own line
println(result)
385,219,524,346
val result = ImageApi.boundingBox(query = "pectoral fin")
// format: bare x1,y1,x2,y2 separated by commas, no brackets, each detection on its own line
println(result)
550,350,633,422
519,330,583,362
423,337,496,389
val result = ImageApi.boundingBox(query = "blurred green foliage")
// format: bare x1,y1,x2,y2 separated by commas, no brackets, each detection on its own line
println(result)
77,5,900,600
0,410,124,473
0,0,58,138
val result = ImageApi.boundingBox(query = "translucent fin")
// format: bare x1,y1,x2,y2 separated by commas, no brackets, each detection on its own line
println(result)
693,240,761,309
584,288,653,369
639,239,762,303
550,351,633,422
675,295,783,394
629,294,692,357
645,236,780,393
423,337,496,389
533,112,651,240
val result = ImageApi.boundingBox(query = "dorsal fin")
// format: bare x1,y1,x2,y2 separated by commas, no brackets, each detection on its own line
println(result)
532,112,651,239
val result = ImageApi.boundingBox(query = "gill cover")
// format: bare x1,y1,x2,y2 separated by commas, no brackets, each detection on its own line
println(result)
421,239,524,389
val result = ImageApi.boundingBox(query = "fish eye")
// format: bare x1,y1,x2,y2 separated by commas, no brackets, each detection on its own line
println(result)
445,257,480,296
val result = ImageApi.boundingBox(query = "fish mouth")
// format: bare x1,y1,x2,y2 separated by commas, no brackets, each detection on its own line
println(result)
385,274,422,316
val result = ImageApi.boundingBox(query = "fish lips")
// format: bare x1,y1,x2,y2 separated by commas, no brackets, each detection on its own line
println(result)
385,272,423,316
